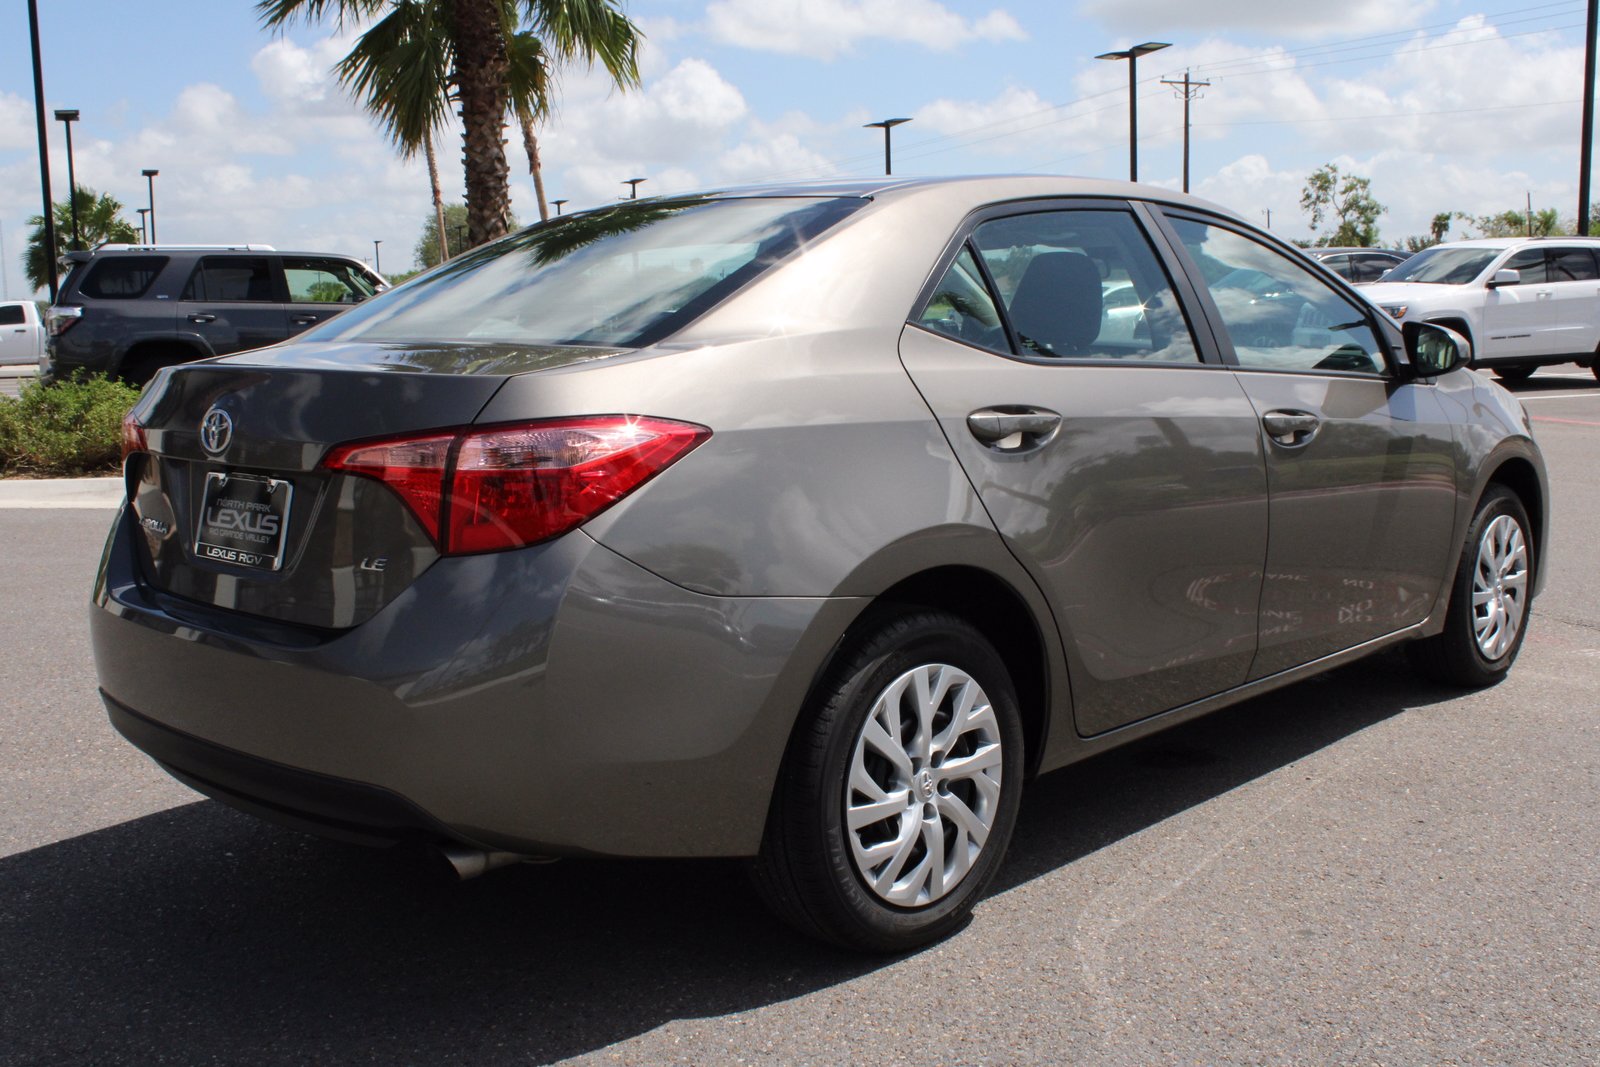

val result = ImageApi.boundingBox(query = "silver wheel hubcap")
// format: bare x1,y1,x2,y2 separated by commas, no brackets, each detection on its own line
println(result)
845,663,1003,907
1472,513,1529,661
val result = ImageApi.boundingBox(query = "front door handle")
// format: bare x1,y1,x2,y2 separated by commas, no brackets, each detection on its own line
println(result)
1262,410,1320,445
967,407,1061,447
291,314,320,325
188,313,216,324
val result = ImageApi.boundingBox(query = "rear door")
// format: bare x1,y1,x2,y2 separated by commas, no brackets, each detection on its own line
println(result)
175,255,288,356
281,256,381,339
899,201,1268,737
0,303,32,364
1542,246,1600,357
1155,211,1459,677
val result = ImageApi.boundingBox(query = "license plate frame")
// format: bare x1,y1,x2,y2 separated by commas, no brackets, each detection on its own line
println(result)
193,471,293,572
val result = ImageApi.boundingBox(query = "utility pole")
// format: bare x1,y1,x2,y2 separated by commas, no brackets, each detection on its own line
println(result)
1160,70,1211,193
1262,208,1271,229
1582,0,1598,234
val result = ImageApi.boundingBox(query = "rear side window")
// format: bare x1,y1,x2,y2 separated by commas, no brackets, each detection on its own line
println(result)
79,256,169,299
183,257,278,302
0,305,24,325
1547,248,1600,282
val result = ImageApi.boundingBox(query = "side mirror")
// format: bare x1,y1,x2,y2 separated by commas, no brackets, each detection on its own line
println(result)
1486,268,1521,288
1402,321,1469,377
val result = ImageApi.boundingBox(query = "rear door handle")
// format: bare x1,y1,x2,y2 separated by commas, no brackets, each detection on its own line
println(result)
188,313,216,324
1262,410,1320,445
967,407,1061,447
291,314,320,325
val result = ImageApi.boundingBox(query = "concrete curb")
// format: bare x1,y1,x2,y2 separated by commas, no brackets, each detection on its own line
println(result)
0,477,125,509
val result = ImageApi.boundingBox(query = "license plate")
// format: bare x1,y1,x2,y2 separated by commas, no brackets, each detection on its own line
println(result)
194,472,293,571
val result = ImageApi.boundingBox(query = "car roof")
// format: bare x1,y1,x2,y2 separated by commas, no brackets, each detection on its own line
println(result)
1428,236,1600,248
1311,247,1407,256
646,175,1250,224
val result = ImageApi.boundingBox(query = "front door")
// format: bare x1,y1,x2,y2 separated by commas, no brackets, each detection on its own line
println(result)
899,204,1268,737
1480,248,1552,361
1157,213,1460,677
281,256,381,339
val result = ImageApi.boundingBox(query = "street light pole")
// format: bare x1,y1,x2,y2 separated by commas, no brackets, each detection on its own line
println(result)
136,208,149,244
142,169,159,245
552,199,569,216
1095,41,1170,182
27,0,59,299
373,239,382,274
1581,0,1598,235
622,178,646,199
863,118,911,176
54,110,80,250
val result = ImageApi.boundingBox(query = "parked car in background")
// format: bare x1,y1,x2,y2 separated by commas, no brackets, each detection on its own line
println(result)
1363,236,1600,380
96,177,1546,952
0,300,47,366
1305,246,1412,283
43,245,386,384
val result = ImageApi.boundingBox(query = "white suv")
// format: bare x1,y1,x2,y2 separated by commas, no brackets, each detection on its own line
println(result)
1362,237,1600,381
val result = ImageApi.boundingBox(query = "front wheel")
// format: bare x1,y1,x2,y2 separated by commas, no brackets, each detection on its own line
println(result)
1408,485,1533,687
753,610,1024,952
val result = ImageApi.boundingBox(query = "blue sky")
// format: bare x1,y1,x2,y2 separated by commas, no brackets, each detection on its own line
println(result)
2,0,1595,295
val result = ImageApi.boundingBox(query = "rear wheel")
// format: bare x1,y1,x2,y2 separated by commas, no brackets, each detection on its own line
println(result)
753,610,1024,952
119,347,198,386
1492,366,1535,383
1408,485,1533,687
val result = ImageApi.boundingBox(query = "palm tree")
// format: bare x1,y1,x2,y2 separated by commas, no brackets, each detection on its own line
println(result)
332,0,453,261
260,0,642,247
25,189,140,293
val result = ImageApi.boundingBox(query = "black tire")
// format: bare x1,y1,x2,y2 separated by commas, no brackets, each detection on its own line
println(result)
1492,366,1535,383
119,348,196,387
753,610,1024,952
1407,485,1534,687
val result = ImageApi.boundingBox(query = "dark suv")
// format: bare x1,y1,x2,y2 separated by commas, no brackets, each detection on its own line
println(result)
44,245,386,383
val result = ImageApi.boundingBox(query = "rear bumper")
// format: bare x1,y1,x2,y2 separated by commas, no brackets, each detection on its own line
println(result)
93,508,861,857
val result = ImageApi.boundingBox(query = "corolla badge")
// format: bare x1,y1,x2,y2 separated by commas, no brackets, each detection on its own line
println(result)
200,406,234,455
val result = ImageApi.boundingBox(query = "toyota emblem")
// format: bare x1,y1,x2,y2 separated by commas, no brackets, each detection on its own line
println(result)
200,406,234,455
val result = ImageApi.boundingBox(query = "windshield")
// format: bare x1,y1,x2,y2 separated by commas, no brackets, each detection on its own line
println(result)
305,196,863,349
1385,246,1505,285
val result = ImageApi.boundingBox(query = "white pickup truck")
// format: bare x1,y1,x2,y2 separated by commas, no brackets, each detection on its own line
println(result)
0,300,47,366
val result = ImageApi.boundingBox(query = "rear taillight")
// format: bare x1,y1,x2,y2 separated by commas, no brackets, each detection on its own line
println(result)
46,305,82,336
121,409,147,460
323,416,709,555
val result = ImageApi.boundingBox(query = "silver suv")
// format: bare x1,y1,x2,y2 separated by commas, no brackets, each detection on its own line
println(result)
1363,236,1600,381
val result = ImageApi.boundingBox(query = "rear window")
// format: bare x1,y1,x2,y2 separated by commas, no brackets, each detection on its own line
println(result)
78,256,169,299
0,305,24,326
305,196,864,349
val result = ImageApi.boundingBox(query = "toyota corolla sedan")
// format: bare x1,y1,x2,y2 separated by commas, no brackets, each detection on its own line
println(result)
94,177,1547,952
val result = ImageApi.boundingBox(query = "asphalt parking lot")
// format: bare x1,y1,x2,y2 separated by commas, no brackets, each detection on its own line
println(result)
1,370,1596,1066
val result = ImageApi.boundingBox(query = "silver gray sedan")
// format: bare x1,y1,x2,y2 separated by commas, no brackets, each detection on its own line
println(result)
95,177,1546,951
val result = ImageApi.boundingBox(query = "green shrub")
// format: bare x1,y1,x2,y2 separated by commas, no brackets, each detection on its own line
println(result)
0,375,143,477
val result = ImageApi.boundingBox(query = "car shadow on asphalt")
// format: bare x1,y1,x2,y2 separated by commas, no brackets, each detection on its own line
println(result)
0,651,1464,1065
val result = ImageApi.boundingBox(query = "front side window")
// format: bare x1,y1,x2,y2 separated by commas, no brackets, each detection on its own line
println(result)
961,209,1200,363
182,257,277,303
284,258,379,304
1502,249,1548,285
80,256,168,299
308,196,863,349
1168,217,1386,374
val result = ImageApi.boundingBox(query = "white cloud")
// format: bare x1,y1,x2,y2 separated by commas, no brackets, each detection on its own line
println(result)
705,0,1026,60
1079,0,1435,38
